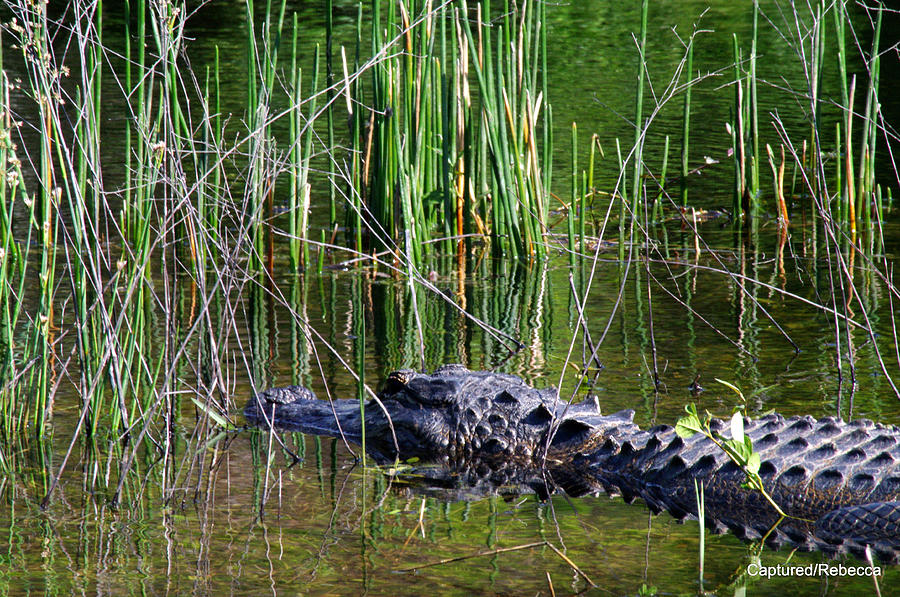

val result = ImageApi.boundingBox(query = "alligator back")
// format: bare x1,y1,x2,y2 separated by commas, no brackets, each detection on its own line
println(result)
576,413,900,559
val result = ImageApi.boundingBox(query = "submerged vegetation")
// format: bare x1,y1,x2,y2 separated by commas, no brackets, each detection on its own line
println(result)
1,0,899,592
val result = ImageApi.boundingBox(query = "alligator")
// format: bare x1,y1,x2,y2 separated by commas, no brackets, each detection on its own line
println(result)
244,364,900,561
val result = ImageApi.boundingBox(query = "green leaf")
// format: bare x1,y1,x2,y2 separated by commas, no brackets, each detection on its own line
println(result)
191,396,232,429
730,411,744,444
715,378,746,402
675,412,704,438
746,452,761,476
725,438,750,462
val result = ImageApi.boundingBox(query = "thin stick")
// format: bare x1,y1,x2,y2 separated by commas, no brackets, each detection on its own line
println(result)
397,540,596,587
543,542,597,587
397,541,546,570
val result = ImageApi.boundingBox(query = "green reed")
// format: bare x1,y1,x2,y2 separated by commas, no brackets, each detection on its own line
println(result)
631,0,648,214
727,11,762,228
584,134,600,244
326,0,337,230
694,480,706,590
353,276,367,465
749,0,760,200
730,34,743,224
857,4,882,250
580,167,587,256
806,1,825,206
0,60,33,438
289,18,319,272
834,0,849,224
820,1,883,248
125,0,147,246
568,123,577,266
680,38,693,207
343,0,553,262
0,42,10,457
120,0,160,425
615,137,626,261
29,3,61,435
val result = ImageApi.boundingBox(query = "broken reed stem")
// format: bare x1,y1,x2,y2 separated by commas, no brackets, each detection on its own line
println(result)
777,145,788,225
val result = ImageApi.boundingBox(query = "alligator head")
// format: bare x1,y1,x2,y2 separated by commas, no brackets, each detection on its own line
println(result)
244,364,638,464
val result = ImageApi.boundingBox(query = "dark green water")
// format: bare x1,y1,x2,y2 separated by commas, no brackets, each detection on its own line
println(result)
3,1,900,595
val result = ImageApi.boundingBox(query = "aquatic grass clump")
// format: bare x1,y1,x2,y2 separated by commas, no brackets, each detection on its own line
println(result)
338,0,553,263
560,0,900,411
0,55,35,441
761,1,895,394
458,0,551,260
0,0,261,498
289,23,320,272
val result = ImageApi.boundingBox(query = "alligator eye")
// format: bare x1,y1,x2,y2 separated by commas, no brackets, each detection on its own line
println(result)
261,385,315,405
382,376,461,409
383,369,416,394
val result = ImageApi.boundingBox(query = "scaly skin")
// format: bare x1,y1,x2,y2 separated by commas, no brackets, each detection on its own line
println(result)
244,365,900,560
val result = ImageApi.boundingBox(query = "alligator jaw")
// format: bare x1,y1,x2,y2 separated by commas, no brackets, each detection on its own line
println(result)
244,387,364,444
